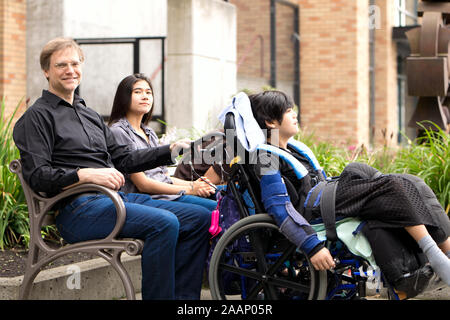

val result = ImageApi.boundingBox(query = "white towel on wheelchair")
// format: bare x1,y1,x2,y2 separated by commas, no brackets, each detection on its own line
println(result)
312,218,378,268
218,92,265,151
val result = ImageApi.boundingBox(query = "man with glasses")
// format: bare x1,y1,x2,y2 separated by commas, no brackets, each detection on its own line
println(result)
13,37,212,300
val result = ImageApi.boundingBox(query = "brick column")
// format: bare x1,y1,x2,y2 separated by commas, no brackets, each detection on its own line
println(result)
0,0,27,119
373,0,398,146
298,0,370,147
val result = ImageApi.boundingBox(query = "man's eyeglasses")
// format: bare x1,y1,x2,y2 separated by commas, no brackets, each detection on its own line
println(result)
54,61,81,70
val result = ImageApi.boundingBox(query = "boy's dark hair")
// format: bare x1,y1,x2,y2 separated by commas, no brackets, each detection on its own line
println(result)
249,90,294,138
108,73,154,126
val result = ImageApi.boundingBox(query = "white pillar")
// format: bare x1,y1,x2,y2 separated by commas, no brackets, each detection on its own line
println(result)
167,0,237,132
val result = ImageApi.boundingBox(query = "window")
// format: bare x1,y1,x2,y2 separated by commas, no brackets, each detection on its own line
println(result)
394,0,418,27
394,0,418,143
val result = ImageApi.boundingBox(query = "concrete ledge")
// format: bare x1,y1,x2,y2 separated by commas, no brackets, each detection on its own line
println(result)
0,254,142,300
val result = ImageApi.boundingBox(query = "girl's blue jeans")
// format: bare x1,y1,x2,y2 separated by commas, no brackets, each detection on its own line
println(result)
175,194,217,211
55,192,211,300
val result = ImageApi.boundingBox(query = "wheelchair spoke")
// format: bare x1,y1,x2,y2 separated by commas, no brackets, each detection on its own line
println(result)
264,244,297,276
248,230,279,299
266,276,312,293
244,273,312,299
251,243,301,299
209,216,322,300
219,262,264,281
219,244,312,299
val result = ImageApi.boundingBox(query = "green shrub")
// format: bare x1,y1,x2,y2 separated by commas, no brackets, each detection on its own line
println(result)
389,123,449,214
293,129,348,177
0,98,30,250
0,99,60,250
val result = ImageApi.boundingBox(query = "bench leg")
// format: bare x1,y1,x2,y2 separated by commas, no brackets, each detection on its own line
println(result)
98,249,137,300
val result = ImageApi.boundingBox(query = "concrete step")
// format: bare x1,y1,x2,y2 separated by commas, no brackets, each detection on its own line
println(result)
0,254,141,300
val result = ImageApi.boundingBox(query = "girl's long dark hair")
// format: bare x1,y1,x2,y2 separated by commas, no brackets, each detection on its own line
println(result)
108,73,154,126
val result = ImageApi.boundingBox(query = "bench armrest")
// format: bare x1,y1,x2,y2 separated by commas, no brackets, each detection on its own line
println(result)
9,160,127,242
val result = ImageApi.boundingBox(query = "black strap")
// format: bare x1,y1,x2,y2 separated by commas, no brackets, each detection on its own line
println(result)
320,180,339,242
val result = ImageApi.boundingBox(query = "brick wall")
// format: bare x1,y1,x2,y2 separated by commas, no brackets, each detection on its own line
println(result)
231,0,269,80
275,3,296,83
0,0,27,120
231,0,401,147
373,0,398,146
297,0,370,146
230,0,297,96
230,0,372,146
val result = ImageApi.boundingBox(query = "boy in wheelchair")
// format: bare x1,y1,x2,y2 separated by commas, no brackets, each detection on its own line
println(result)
251,90,450,284
209,90,450,300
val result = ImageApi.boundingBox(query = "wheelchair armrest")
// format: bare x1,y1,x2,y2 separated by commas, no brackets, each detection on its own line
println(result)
175,130,229,167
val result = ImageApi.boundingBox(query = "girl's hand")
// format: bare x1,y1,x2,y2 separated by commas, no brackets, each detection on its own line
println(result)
190,177,215,197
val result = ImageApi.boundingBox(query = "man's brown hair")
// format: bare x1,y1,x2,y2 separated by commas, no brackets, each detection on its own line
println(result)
39,37,85,71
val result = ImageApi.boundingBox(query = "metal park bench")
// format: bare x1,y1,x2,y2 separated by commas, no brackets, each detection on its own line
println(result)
9,159,143,300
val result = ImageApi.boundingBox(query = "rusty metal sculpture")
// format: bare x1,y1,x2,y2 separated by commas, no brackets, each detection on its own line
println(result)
406,0,450,131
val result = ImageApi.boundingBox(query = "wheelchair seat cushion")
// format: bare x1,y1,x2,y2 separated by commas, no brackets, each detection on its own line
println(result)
311,217,377,268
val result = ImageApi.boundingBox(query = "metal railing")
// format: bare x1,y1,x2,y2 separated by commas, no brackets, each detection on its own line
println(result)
75,36,166,129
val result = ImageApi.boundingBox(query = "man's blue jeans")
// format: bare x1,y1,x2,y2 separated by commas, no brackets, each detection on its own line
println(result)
55,192,211,300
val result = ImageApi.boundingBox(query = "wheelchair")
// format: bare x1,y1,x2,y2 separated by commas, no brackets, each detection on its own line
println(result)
204,112,435,301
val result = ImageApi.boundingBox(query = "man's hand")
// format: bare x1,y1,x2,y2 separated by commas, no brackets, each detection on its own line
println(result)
310,247,335,271
77,168,125,191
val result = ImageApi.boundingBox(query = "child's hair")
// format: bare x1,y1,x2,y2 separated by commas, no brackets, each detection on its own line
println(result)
249,90,294,138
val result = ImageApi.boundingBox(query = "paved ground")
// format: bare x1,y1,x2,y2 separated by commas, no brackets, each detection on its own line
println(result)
131,289,212,300
133,289,386,300
131,286,450,300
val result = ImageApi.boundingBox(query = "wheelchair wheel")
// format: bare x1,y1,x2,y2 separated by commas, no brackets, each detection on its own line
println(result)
208,214,327,300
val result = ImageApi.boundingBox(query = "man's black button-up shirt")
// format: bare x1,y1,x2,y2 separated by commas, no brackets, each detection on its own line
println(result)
13,90,174,196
